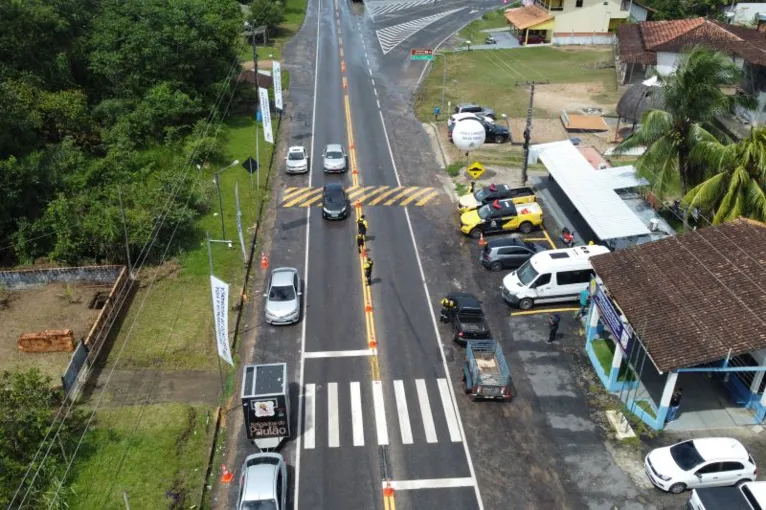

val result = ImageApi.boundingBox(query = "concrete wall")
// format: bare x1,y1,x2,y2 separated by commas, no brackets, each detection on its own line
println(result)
553,32,615,45
0,265,124,290
554,0,628,33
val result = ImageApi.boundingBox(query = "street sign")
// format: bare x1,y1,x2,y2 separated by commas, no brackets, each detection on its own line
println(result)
410,49,433,61
242,157,258,174
466,161,485,180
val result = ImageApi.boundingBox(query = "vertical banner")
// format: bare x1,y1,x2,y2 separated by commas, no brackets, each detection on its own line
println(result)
210,275,234,366
272,61,283,111
235,183,247,262
258,87,274,144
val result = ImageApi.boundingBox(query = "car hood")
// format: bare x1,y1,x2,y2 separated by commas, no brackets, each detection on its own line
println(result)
287,159,306,168
324,199,347,212
458,194,479,209
324,158,345,168
266,299,298,317
460,209,481,226
647,448,685,480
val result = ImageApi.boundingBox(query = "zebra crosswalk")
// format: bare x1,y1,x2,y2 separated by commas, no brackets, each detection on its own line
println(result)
376,8,463,55
366,0,435,19
303,378,462,449
280,185,441,207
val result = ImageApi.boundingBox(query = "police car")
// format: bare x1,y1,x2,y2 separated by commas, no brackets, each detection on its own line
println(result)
458,184,536,212
459,199,543,238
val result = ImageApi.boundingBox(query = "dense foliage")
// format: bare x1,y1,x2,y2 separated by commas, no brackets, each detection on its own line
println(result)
639,0,729,21
0,0,243,266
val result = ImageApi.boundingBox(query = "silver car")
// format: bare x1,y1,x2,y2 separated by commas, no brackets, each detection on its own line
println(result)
237,452,287,510
285,146,308,174
322,143,347,173
264,267,301,325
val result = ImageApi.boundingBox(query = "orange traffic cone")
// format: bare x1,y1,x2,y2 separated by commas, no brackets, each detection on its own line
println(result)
478,233,487,246
383,480,395,498
220,464,234,484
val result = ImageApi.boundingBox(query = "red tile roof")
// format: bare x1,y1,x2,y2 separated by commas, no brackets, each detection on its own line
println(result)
504,5,553,30
590,219,766,373
639,18,705,48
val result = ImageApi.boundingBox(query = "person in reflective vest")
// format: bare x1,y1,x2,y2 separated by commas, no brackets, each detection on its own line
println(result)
440,297,456,323
357,215,368,236
356,233,366,254
363,258,373,285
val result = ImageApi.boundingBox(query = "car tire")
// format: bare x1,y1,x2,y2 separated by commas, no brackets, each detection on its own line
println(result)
494,135,504,144
519,221,533,234
469,228,483,239
518,297,534,310
489,261,503,272
668,483,686,494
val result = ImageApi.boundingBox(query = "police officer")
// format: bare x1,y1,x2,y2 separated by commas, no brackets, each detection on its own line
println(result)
469,181,476,194
356,233,366,254
547,313,561,343
439,297,456,322
364,258,373,285
357,215,368,236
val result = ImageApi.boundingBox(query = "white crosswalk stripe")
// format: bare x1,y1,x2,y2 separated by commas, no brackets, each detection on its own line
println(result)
375,8,464,55
366,0,434,19
302,379,462,449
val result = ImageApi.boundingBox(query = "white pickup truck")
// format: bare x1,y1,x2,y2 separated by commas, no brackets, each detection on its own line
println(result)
688,481,766,510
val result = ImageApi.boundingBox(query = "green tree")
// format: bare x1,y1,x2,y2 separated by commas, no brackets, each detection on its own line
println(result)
249,0,286,33
683,127,766,224
0,369,85,508
617,47,754,197
643,0,728,21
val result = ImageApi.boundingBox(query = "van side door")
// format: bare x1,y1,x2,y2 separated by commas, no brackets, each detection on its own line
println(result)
552,269,594,300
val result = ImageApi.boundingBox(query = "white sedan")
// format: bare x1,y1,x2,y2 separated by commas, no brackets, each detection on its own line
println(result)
645,438,757,494
285,146,309,174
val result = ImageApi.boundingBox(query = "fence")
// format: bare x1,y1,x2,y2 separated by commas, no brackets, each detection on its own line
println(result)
61,342,89,394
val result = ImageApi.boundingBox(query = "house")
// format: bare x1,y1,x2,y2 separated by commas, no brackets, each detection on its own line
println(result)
503,0,630,46
617,18,766,124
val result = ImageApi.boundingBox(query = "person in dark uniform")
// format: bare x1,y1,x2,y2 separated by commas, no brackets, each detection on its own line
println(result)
364,258,373,285
666,388,683,422
469,181,476,193
547,313,560,343
440,297,456,322
357,215,368,236
356,233,366,254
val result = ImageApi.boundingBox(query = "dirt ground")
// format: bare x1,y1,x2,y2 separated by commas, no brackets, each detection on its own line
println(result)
0,283,105,383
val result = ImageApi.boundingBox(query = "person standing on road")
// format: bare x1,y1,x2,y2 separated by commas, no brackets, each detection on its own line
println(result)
666,388,683,422
356,233,366,254
357,215,368,236
547,313,560,343
364,258,373,286
575,289,590,321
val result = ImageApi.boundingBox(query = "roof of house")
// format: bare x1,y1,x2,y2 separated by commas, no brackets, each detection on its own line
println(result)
504,5,553,30
617,17,766,66
590,218,766,373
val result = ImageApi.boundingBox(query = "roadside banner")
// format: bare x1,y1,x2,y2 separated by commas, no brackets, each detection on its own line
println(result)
258,87,274,144
210,275,234,366
235,183,247,262
273,61,283,111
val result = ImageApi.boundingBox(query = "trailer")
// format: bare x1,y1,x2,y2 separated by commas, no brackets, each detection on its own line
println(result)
241,363,290,450
463,340,512,401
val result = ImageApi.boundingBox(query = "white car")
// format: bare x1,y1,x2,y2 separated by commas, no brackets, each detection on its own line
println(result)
645,438,757,494
237,452,287,510
285,146,309,174
322,143,347,173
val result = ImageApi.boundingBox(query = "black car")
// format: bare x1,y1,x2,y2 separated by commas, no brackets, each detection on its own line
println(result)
321,183,349,220
480,236,548,271
444,292,491,345
449,119,510,144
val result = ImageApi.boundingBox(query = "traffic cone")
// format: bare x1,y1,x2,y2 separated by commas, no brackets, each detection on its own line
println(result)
220,464,233,484
361,248,367,258
383,480,395,497
478,233,487,246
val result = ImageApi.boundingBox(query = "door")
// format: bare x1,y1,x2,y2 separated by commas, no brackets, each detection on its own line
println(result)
485,210,506,234
692,462,724,488
500,247,531,268
718,461,747,485
529,273,552,300
500,211,519,231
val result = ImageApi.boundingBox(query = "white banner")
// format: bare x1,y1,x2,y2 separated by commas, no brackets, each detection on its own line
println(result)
258,87,273,144
272,61,283,111
210,275,234,366
235,183,246,262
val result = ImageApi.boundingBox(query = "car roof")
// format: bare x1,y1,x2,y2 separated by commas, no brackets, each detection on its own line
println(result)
446,292,481,308
487,237,525,248
529,245,608,272
692,438,750,462
242,454,279,502
481,184,510,192
271,267,297,286
325,143,343,152
324,182,344,192
457,103,480,108
288,146,305,153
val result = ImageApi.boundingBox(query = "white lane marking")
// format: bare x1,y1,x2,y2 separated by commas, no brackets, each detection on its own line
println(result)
350,382,365,446
366,0,435,19
367,58,371,67
369,68,372,76
372,380,389,445
416,13,480,86
393,380,414,444
438,378,462,442
376,99,381,109
415,379,437,443
303,349,374,359
304,384,316,449
375,9,463,55
328,382,339,448
294,0,322,505
371,78,375,87
384,478,476,491
377,108,485,508
374,89,379,97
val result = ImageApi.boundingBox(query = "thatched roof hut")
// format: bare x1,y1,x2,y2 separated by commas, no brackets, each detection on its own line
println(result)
616,83,666,122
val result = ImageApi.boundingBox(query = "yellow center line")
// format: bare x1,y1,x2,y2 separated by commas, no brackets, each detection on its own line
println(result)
399,187,433,206
415,190,440,206
283,189,322,207
347,186,376,200
283,187,314,200
384,186,419,206
369,187,403,205
354,186,390,203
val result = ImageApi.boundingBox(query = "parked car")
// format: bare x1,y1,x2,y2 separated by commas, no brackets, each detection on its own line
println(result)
448,112,494,131
458,184,536,212
453,103,496,119
480,236,548,272
459,198,543,238
322,143,347,173
645,438,757,494
321,182,350,220
519,34,546,45
264,267,302,325
689,481,766,510
285,146,309,174
444,292,491,345
237,452,288,510
449,118,510,144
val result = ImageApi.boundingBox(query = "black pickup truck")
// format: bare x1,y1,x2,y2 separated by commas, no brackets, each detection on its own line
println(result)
445,292,491,346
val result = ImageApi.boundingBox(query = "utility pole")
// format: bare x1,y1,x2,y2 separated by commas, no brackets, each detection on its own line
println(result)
118,187,132,278
521,82,536,186
251,23,261,189
440,53,448,113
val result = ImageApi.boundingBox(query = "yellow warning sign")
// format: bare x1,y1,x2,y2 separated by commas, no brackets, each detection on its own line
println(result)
466,161,485,180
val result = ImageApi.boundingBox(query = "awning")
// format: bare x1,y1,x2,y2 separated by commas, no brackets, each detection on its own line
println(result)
531,140,651,240
504,5,553,30
561,111,609,132
597,166,649,190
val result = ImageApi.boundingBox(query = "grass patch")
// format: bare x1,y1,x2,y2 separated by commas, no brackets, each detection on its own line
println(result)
591,339,635,382
455,182,468,196
446,162,461,177
458,5,519,41
66,404,215,509
105,115,276,371
415,47,617,121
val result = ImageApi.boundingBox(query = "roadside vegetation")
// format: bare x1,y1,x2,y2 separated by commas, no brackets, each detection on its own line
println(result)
458,4,519,42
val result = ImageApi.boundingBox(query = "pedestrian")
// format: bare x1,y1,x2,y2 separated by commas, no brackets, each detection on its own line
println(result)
439,297,456,323
547,313,560,343
356,233,366,254
357,215,368,236
666,388,683,422
364,258,373,286
575,288,590,321
469,181,476,193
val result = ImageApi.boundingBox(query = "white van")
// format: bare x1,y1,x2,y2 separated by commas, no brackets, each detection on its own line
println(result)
501,245,609,310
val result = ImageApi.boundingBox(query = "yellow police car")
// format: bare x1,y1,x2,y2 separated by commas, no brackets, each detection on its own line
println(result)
459,199,543,238
458,184,536,213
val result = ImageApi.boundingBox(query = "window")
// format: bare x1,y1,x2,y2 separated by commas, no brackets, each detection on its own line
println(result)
696,463,721,475
556,270,593,285
720,462,745,472
288,152,305,160
269,285,296,301
670,441,704,470
326,151,344,159
497,248,515,256
530,273,551,288
549,252,570,260
516,260,539,285
575,0,583,6
508,248,531,255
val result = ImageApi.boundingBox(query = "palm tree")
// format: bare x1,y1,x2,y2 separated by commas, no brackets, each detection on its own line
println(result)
683,126,766,224
616,47,755,197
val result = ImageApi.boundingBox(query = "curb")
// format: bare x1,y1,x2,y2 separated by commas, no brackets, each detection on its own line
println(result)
427,122,449,168
198,406,223,508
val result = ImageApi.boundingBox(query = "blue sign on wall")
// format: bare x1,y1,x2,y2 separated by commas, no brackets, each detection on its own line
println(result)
591,280,633,355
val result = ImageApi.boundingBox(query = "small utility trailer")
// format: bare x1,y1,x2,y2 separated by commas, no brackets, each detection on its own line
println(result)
241,363,290,450
463,340,512,401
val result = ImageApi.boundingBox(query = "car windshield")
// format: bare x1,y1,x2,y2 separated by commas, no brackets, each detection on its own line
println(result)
477,204,492,219
516,260,538,286
326,151,343,159
669,441,705,471
269,284,295,302
241,500,278,510
475,188,492,202
325,190,345,205
288,152,304,161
